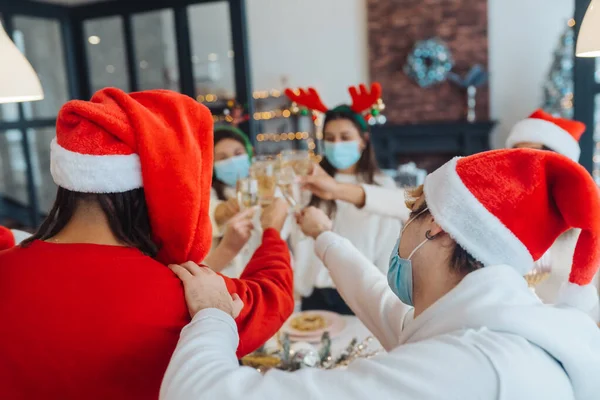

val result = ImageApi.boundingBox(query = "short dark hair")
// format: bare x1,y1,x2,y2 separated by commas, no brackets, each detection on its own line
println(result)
406,186,483,276
22,187,158,257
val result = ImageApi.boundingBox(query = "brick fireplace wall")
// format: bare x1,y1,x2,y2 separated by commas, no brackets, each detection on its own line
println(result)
368,0,489,124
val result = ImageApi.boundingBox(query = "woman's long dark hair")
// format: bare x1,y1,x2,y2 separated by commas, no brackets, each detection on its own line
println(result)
212,130,251,201
309,108,381,217
21,187,158,257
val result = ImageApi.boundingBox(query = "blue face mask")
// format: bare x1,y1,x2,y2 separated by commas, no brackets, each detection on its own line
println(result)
214,154,250,187
324,141,362,170
387,208,430,306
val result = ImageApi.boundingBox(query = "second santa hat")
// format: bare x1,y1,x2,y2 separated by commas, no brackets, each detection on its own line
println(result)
52,88,214,265
506,109,586,161
424,149,600,309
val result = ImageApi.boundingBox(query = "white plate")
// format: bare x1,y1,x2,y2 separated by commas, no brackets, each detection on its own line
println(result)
280,311,346,342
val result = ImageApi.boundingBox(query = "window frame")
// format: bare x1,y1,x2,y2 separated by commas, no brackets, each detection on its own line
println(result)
0,0,254,227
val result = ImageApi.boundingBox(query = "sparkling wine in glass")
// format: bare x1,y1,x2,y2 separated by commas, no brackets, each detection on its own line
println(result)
276,166,301,211
280,150,312,177
237,178,259,210
251,156,278,207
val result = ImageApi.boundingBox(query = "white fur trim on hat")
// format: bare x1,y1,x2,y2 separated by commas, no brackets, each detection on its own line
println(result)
10,229,30,245
505,118,581,161
50,139,143,193
424,157,534,274
556,281,599,317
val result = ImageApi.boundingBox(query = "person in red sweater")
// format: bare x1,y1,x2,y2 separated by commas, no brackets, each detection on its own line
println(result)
0,88,294,400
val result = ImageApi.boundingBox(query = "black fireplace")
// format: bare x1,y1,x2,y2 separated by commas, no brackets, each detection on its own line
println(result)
371,121,495,173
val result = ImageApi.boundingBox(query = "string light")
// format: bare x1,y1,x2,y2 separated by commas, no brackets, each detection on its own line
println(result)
252,90,284,99
256,132,310,142
199,88,289,104
253,109,296,121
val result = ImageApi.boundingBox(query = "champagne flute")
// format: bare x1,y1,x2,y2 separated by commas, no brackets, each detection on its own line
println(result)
280,150,314,208
251,155,278,207
276,165,301,212
280,150,312,177
236,177,259,262
236,177,259,210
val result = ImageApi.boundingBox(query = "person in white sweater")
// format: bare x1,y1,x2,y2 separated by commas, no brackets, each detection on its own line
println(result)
286,84,407,314
208,126,267,277
161,149,600,400
506,109,599,317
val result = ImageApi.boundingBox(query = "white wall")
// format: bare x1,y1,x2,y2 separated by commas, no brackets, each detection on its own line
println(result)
246,0,573,148
488,0,574,148
247,0,369,107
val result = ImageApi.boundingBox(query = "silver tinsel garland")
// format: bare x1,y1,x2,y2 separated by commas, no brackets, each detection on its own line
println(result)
241,332,382,373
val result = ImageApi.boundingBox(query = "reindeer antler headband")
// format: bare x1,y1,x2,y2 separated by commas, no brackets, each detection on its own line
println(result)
284,83,386,131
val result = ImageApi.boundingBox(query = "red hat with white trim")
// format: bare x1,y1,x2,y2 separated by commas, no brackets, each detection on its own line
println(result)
506,109,586,161
0,226,15,251
424,149,600,310
52,88,214,265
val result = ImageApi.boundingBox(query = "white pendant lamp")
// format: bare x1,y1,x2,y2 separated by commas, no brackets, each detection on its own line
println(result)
0,22,44,104
576,0,600,57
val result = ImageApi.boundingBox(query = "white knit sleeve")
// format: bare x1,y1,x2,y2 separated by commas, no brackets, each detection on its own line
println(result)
314,231,411,351
361,176,410,222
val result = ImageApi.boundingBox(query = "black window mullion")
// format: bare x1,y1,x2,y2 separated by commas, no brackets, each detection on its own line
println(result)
574,0,597,174
18,128,41,227
229,0,255,144
173,6,194,98
122,13,139,92
1,15,40,227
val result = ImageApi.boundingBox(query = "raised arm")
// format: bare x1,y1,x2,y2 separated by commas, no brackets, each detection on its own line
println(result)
360,183,410,222
297,207,411,350
315,231,411,350
204,207,256,272
222,198,294,356
222,227,294,356
300,165,410,222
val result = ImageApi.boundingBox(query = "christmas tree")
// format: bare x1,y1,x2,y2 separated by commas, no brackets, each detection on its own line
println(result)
541,23,575,119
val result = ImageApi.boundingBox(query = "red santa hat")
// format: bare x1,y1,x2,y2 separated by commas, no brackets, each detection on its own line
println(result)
52,88,214,265
424,149,600,310
0,226,16,251
505,109,586,161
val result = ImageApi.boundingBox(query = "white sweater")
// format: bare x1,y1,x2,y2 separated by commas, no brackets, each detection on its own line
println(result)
291,173,405,296
160,232,600,400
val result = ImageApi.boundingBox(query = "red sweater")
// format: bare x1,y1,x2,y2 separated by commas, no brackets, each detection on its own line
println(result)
0,228,293,400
